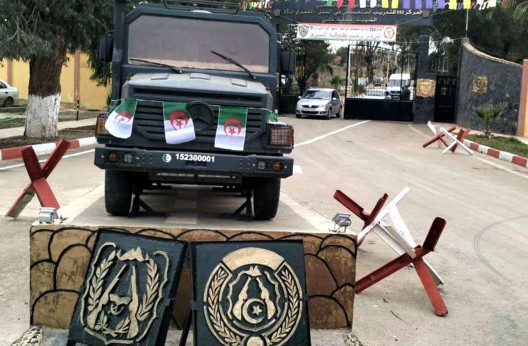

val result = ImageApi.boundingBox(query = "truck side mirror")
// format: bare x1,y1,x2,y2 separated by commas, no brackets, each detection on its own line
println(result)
280,49,296,75
98,36,114,62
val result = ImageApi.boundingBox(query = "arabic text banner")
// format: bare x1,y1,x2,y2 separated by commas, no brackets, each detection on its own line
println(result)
297,23,397,42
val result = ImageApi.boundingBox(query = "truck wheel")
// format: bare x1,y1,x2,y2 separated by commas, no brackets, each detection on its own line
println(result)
253,178,281,220
105,170,133,216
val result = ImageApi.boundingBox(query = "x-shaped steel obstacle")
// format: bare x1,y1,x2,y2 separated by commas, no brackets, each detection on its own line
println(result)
423,121,456,148
6,140,71,218
423,121,472,155
334,187,443,285
441,127,472,155
355,217,448,316
333,189,388,239
334,187,447,314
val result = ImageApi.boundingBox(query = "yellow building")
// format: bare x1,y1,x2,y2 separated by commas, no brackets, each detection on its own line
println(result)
0,51,111,110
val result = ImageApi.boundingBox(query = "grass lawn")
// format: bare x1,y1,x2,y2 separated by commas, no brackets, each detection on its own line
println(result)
470,135,528,158
0,117,26,129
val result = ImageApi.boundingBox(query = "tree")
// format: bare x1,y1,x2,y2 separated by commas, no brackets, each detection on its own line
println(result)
512,0,528,20
357,41,381,84
329,75,344,90
429,6,528,63
473,103,507,138
335,46,349,67
0,1,116,139
299,41,334,91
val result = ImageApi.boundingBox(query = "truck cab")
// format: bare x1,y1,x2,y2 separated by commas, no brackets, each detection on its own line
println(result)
94,0,295,220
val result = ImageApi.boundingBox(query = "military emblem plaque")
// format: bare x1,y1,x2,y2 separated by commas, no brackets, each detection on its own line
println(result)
67,231,186,346
191,241,311,346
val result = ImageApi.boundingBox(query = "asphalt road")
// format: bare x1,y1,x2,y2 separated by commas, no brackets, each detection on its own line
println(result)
1,115,527,345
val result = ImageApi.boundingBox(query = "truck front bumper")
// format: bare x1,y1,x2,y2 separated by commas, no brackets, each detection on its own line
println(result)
94,147,294,183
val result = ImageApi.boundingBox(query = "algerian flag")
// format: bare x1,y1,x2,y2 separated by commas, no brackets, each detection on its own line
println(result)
215,106,248,151
266,110,279,123
163,101,196,144
105,99,137,139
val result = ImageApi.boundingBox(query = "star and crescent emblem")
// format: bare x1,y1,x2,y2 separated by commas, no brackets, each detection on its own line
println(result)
169,110,189,131
223,118,242,137
203,247,303,346
114,111,132,124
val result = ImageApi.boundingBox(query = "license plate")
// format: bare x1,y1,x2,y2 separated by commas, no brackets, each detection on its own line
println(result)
175,153,215,163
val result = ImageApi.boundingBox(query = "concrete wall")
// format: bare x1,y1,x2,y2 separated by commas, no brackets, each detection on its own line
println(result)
518,60,528,137
456,40,522,135
0,52,110,110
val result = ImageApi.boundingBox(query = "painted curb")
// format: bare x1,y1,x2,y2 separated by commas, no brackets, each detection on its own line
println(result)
0,137,96,161
464,139,528,169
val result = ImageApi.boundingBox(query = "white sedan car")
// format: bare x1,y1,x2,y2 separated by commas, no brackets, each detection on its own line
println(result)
0,80,19,107
295,88,342,119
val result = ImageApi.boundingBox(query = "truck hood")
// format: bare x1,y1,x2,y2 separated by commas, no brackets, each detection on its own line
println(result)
126,72,269,96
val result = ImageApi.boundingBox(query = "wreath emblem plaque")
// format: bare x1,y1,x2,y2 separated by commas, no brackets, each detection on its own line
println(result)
67,231,186,346
192,241,310,346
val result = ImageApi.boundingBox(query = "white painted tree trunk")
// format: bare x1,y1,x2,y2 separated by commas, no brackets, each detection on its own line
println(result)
24,93,61,139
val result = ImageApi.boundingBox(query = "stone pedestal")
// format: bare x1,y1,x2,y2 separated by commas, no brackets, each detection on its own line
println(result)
30,225,357,330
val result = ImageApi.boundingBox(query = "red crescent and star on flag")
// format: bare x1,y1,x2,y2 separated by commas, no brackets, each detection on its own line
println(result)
115,110,132,124
170,111,189,131
223,118,242,137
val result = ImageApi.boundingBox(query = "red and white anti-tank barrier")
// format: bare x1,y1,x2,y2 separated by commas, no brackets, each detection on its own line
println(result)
423,121,472,155
5,140,72,218
333,187,448,316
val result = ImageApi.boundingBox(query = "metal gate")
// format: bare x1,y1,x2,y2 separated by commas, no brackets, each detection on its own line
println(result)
343,45,417,122
434,76,457,123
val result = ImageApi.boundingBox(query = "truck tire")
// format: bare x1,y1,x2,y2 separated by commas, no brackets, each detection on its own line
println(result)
105,170,133,216
253,178,281,220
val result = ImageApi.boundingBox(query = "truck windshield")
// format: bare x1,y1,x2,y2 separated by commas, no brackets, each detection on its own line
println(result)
128,15,270,74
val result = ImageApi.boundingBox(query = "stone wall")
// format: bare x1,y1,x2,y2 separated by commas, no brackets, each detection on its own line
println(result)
30,225,357,330
456,40,522,135
413,35,436,124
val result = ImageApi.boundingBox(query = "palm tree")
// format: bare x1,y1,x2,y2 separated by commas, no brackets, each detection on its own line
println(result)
512,0,528,20
330,76,344,90
472,103,507,138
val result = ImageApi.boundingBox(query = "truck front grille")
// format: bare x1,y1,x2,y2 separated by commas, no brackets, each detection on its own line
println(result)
133,100,265,145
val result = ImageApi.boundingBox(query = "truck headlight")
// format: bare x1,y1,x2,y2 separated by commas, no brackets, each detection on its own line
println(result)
96,115,110,136
269,126,294,147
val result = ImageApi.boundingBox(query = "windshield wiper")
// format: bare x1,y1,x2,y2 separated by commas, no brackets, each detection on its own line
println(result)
211,50,256,80
129,58,182,74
